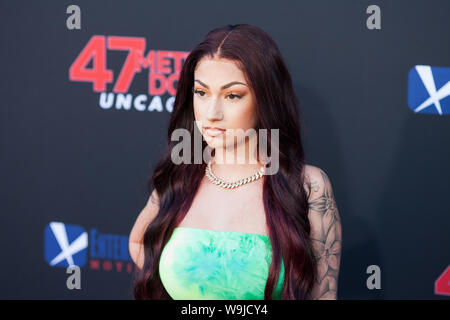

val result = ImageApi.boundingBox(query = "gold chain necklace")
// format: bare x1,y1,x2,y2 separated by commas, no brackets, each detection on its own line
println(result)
205,160,265,189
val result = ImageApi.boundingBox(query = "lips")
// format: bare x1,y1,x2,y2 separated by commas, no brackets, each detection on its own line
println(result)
204,126,225,137
204,126,225,131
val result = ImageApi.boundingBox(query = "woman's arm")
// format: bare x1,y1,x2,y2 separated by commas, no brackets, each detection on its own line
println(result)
303,165,343,300
129,190,160,269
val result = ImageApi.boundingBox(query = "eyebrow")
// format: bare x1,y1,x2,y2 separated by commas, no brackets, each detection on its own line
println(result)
194,79,247,90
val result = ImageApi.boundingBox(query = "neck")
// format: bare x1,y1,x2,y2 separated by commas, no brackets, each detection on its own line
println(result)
211,144,264,182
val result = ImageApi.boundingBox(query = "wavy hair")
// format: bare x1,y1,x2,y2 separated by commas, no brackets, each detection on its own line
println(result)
132,23,317,299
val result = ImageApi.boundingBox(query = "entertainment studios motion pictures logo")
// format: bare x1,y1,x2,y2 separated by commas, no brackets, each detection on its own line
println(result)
408,65,450,115
44,221,136,273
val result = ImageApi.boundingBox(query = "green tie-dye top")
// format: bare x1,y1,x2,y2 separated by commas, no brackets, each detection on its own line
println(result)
159,226,285,300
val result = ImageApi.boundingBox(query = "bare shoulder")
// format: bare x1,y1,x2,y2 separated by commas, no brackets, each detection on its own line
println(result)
302,163,340,219
129,189,160,244
128,189,161,269
303,164,334,201
147,188,160,206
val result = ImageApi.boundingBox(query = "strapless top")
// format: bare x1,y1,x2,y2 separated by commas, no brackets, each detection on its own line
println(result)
158,226,285,300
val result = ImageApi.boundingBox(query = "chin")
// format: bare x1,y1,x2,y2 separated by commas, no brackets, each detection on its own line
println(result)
204,137,223,148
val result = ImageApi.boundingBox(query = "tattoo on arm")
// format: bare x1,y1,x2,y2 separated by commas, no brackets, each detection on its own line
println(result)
306,169,342,300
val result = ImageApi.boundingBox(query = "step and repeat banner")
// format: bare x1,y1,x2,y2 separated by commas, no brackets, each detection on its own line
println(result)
1,0,449,299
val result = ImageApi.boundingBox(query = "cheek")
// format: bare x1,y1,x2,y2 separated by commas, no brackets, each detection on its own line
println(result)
193,101,204,121
229,102,257,130
193,96,211,114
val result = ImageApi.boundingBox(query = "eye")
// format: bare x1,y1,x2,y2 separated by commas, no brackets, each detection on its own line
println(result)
193,89,207,97
227,93,242,101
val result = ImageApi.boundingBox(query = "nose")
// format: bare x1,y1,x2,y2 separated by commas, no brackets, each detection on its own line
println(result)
206,98,223,121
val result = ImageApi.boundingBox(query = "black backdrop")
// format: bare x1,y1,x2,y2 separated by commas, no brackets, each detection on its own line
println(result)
1,0,449,299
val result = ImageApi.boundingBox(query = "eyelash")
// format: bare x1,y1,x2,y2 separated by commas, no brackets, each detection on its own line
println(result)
193,89,242,100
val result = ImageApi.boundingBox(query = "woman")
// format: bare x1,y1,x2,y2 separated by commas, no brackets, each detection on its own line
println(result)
129,24,342,300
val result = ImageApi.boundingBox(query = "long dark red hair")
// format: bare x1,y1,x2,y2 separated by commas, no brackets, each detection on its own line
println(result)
132,23,317,300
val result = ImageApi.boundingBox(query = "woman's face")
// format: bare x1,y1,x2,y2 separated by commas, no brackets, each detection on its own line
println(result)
193,56,258,151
